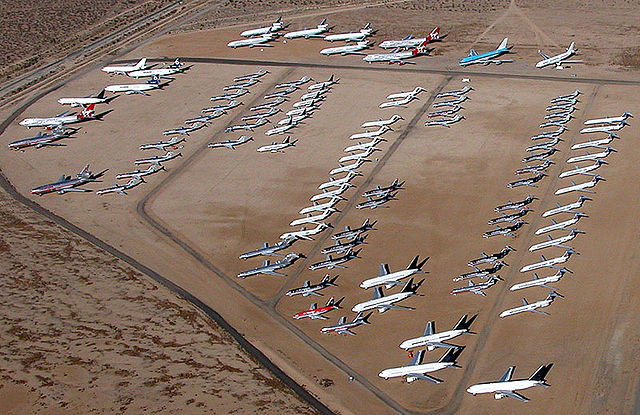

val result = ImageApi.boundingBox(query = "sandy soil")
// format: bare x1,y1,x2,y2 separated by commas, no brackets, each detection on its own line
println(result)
2,1,640,415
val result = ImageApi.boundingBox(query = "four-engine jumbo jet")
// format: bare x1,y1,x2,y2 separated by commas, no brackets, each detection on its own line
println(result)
31,164,107,195
536,42,582,69
105,76,170,95
459,38,513,66
239,236,298,260
467,364,553,401
399,314,477,351
240,16,287,37
379,27,442,49
363,41,433,65
321,312,372,335
8,129,73,150
286,274,339,297
227,33,278,48
352,278,423,313
360,256,429,289
500,291,563,318
320,40,372,56
379,347,464,383
293,297,344,320
58,89,115,107
19,105,109,129
324,23,375,42
284,19,332,39
101,58,149,75
237,252,304,278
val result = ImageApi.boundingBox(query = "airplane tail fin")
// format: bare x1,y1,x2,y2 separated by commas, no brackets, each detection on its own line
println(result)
363,23,371,30
79,104,95,119
96,89,105,99
567,42,576,53
439,346,464,363
455,313,478,331
361,311,373,324
319,18,327,26
136,58,147,69
498,37,509,50
529,363,553,383
407,255,420,270
333,296,345,308
427,27,440,41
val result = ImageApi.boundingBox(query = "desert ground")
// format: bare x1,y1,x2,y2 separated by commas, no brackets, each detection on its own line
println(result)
1,0,640,414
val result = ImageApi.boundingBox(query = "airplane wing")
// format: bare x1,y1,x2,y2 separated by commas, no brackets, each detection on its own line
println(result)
560,59,583,64
407,373,442,383
538,50,550,59
60,188,92,193
498,366,515,382
496,390,529,402
336,328,356,335
307,291,323,297
531,309,550,315
263,270,286,277
311,315,329,320
379,264,390,276
379,304,413,311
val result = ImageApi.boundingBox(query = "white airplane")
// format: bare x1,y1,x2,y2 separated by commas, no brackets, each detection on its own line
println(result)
580,121,629,134
299,89,328,101
329,158,371,176
227,33,277,48
555,175,605,195
127,65,189,79
529,229,583,252
57,89,115,107
134,151,181,165
536,42,582,69
240,16,286,37
203,100,242,113
360,256,429,289
584,112,633,125
459,38,513,66
519,249,577,273
361,115,403,129
139,137,185,151
320,40,372,56
8,128,74,150
436,85,473,98
571,133,618,150
432,95,468,108
265,118,298,135
546,100,577,111
500,291,563,318
310,184,351,202
101,58,148,75
450,276,503,296
299,197,343,215
510,269,570,291
290,208,338,227
387,87,426,101
542,196,591,217
551,90,581,102
321,312,372,335
286,274,338,297
378,348,463,383
244,107,281,121
257,136,297,153
324,23,375,42
234,68,269,82
344,138,384,153
467,364,553,401
540,117,571,128
276,76,313,89
425,114,465,127
349,125,392,140
317,170,361,190
278,113,310,125
559,160,607,178
105,77,170,95
308,75,339,91
163,122,206,136
280,223,332,241
208,135,253,150
535,213,587,234
363,41,432,65
19,104,107,129
283,19,331,39
338,147,379,163
115,163,164,179
96,177,144,195
379,27,442,49
399,315,477,351
292,97,324,108
211,90,248,102
352,278,423,313
264,88,297,99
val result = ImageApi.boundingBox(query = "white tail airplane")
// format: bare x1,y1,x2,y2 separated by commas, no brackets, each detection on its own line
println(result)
379,27,442,49
344,138,384,153
227,33,277,48
363,41,432,65
324,23,375,42
115,163,164,180
134,151,181,165
436,85,473,98
519,248,578,273
320,40,372,56
555,175,605,195
338,147,378,163
329,159,371,176
536,42,582,69
352,278,423,313
289,208,338,227
96,177,144,195
584,112,633,125
208,135,253,150
349,125,392,140
240,16,286,37
105,76,170,95
529,229,583,252
559,160,607,178
211,90,248,102
467,364,553,401
567,147,616,163
535,213,587,235
139,136,185,151
101,58,148,75
280,223,332,241
265,118,298,135
551,90,581,102
283,19,331,39
386,87,426,101
379,347,464,383
399,315,477,351
542,196,591,217
450,276,502,296
580,121,629,134
425,114,465,127
317,170,360,190
308,75,339,91
432,95,469,108
321,312,372,335
571,133,618,150
127,65,190,79
510,269,570,291
360,256,429,289
257,136,297,153
361,115,403,128
499,291,563,318
310,185,351,202
299,197,343,215
292,97,324,108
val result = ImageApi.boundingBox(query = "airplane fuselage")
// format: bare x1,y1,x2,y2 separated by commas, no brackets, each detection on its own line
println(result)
352,292,414,313
360,269,420,289
400,330,467,351
459,48,510,66
467,380,542,396
379,362,453,381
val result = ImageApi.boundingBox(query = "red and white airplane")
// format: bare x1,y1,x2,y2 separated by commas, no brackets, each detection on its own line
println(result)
363,41,433,65
19,104,108,129
292,297,344,320
378,27,443,49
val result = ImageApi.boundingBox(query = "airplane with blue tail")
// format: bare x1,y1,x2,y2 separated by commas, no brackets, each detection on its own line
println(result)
459,38,513,66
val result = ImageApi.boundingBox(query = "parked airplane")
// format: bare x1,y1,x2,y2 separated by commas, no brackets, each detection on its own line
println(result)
559,160,607,178
350,125,392,140
584,112,633,125
280,223,333,241
163,122,206,136
425,114,465,127
115,163,164,180
361,115,403,128
526,138,562,153
488,209,532,226
203,100,242,113
507,173,546,188
540,117,572,128
308,249,361,270
256,136,297,153
482,221,527,238
234,68,269,82
211,89,248,101
360,256,429,289
329,158,371,176
276,76,313,89
400,315,477,351
332,219,376,240
227,33,278,48
467,364,553,401
225,121,261,132
321,234,367,256
519,248,577,273
292,97,324,108
139,136,185,151
451,276,502,296
432,95,469,108
500,292,563,318
436,85,473,98
104,76,170,95
459,38,513,66
19,105,108,129
317,172,360,192
238,236,298,260
300,197,343,215
522,148,557,163
324,23,375,42
101,58,148,75
278,113,310,125
494,195,537,212
8,129,73,150
363,41,432,65
546,101,577,111
283,19,331,39
240,16,286,37
571,133,618,150
531,129,566,140
387,87,426,101
356,191,398,210
542,196,591,217
58,89,115,107
264,88,297,99
454,261,507,282
580,121,629,134
554,175,605,195
299,89,327,101
310,184,351,202
352,278,423,313
208,135,253,150
321,312,372,335
244,107,281,121
321,40,372,56
344,138,384,153
515,160,554,175
379,347,464,383
30,164,107,195
185,112,225,124
535,213,587,234
529,230,583,252
536,42,581,69
361,179,404,199
286,274,339,297
265,118,299,135
339,147,379,163
379,27,442,49
468,246,515,267
510,269,570,291
428,106,465,118
134,151,181,165
566,147,616,163
127,64,190,79
551,90,581,102
293,297,344,320
96,177,144,195
308,75,339,91
237,252,303,278
290,208,339,227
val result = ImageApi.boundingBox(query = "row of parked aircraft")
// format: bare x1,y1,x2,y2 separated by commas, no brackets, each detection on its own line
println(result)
425,83,472,127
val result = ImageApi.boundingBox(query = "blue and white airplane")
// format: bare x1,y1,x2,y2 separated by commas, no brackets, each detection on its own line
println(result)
459,38,513,66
